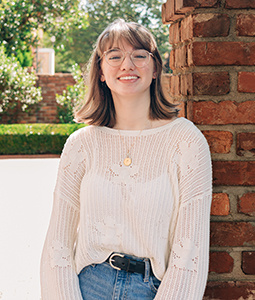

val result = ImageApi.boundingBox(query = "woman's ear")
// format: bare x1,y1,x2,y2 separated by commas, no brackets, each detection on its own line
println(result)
100,69,105,82
152,64,157,79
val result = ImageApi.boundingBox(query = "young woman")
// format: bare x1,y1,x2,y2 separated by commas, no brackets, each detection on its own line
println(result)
40,19,212,299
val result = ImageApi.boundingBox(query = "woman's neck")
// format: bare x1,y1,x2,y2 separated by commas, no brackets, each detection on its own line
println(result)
113,95,151,130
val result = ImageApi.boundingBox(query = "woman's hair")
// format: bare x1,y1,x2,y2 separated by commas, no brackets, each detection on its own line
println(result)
75,19,178,127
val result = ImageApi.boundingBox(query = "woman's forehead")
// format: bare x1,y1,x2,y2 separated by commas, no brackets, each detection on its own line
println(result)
101,36,143,53
105,39,139,51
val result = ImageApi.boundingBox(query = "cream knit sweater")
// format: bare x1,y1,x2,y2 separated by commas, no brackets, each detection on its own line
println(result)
40,117,212,299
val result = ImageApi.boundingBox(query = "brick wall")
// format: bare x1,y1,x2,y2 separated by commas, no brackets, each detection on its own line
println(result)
162,0,255,299
1,73,75,124
36,73,75,123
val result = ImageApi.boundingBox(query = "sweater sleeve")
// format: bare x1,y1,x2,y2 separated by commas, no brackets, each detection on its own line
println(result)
40,131,86,300
155,127,212,299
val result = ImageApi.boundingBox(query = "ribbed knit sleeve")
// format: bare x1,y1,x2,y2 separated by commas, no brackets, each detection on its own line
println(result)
40,130,86,300
155,126,212,299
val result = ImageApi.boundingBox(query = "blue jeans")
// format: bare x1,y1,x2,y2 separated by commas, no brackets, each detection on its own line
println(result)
78,254,161,299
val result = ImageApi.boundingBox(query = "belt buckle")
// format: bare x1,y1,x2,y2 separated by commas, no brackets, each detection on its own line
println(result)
109,253,124,271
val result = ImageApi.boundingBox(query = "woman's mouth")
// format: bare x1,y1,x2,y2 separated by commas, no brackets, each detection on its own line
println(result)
118,76,139,80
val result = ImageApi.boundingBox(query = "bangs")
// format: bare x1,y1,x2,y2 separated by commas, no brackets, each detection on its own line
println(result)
97,20,157,56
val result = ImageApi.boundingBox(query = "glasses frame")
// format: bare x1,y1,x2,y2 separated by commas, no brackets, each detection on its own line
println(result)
100,48,154,68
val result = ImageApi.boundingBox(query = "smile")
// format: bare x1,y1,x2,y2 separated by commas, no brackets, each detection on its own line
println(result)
118,76,139,80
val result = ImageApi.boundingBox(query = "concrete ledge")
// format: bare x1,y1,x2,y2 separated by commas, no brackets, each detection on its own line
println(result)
0,154,60,159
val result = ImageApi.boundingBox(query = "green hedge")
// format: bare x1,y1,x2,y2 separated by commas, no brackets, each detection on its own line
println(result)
0,123,86,155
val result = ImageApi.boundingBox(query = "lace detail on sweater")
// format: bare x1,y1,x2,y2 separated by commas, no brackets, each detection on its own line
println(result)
89,215,123,249
177,141,200,176
170,239,199,272
176,141,199,177
50,241,72,268
107,163,139,185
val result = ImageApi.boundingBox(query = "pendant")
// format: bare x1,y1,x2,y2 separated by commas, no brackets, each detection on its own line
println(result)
123,157,132,166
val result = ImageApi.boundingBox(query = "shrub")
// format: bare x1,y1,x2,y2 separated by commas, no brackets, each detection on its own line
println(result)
56,63,86,123
0,123,86,155
0,45,42,122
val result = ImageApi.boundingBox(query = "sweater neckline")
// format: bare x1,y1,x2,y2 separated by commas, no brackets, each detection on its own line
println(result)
97,117,184,136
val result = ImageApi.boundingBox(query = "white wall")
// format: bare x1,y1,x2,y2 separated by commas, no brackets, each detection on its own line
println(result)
0,158,59,300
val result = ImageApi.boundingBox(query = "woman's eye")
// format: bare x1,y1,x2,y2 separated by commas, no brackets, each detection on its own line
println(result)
134,55,146,59
109,55,121,60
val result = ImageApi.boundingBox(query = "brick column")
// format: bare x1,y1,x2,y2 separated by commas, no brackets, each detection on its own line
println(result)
162,1,255,299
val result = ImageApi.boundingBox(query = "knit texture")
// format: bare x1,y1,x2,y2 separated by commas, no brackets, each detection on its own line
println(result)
40,117,212,299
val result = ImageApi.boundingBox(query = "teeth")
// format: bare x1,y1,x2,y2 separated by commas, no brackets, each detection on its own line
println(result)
119,76,138,80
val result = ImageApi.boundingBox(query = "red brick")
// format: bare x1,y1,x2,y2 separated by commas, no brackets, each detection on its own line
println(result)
162,74,171,96
181,15,193,42
237,14,255,36
237,132,255,157
193,14,230,37
213,161,255,186
204,282,255,300
191,100,255,125
210,222,255,247
180,73,193,96
175,45,187,69
225,0,255,9
187,43,194,66
169,75,180,97
176,0,218,13
193,72,230,95
203,131,233,154
41,91,55,97
238,193,255,217
175,0,194,13
162,0,184,24
191,41,255,66
169,49,175,70
242,252,255,275
211,193,230,215
162,1,173,24
169,23,180,44
209,252,234,273
177,102,186,118
238,72,255,93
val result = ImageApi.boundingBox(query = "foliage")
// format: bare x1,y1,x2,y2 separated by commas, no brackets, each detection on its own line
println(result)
1,0,170,72
0,123,86,154
43,13,89,72
51,0,170,71
56,64,86,123
0,0,87,67
83,0,170,57
0,45,42,122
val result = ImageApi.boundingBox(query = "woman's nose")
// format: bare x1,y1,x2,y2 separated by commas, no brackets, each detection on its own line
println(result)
120,53,135,70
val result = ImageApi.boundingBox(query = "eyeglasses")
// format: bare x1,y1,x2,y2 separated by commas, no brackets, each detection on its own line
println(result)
101,48,153,68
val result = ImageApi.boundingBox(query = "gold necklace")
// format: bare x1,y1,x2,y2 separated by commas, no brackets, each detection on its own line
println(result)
118,129,143,166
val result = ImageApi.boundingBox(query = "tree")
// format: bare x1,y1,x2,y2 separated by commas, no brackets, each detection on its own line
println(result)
56,64,86,123
51,0,170,71
84,0,169,56
43,13,89,72
0,0,87,67
0,45,42,122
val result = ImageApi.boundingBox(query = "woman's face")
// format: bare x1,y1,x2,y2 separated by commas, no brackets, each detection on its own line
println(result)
100,39,156,102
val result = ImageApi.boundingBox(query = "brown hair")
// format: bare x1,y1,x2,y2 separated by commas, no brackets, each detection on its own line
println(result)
75,19,178,127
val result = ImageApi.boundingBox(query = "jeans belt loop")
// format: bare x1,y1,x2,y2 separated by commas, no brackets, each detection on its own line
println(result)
144,258,150,282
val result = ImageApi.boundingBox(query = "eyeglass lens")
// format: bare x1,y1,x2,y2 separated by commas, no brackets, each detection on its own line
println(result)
105,49,150,67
